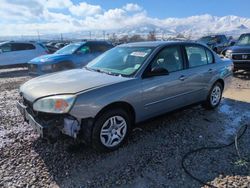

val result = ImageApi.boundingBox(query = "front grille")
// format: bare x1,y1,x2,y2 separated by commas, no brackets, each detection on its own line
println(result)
232,54,250,61
28,64,38,72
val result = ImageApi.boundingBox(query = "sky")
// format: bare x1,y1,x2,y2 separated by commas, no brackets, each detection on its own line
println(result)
0,0,249,36
75,0,250,18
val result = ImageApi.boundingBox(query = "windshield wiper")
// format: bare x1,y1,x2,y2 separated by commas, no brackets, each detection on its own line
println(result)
85,67,126,77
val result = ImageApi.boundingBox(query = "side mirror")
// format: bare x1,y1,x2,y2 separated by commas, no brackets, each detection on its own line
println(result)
146,67,169,77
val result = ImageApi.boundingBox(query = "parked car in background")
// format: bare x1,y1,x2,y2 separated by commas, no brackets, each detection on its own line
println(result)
28,40,113,75
44,41,70,54
18,41,232,151
198,35,229,54
0,41,48,67
224,33,250,72
44,43,58,54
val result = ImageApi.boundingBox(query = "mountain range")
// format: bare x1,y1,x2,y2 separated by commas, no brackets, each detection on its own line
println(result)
1,14,250,41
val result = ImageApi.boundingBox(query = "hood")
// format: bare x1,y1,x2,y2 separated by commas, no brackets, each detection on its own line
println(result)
29,53,73,64
227,45,250,53
20,69,131,102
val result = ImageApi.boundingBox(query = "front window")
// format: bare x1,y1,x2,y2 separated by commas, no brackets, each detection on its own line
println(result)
236,34,250,46
55,43,82,54
86,47,153,76
151,46,184,72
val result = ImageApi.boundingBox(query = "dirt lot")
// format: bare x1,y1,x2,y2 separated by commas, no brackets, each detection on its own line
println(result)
0,68,249,188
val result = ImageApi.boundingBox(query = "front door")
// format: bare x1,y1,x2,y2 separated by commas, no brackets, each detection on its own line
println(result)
141,45,191,119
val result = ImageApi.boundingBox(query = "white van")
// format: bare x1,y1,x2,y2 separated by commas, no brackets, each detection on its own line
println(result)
0,41,48,66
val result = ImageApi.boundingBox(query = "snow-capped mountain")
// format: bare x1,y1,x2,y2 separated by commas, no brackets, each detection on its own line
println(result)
112,14,250,39
1,14,250,41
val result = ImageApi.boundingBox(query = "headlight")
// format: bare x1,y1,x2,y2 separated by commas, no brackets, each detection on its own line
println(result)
41,64,53,71
225,50,232,58
33,95,76,113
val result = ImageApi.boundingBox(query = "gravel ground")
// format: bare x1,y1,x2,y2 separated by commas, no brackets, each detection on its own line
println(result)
0,68,249,188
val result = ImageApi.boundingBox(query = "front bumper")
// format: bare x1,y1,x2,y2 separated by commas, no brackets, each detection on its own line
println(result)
16,101,45,137
28,63,56,75
17,99,81,139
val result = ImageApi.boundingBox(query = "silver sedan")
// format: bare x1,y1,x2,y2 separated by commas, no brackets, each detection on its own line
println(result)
17,41,233,151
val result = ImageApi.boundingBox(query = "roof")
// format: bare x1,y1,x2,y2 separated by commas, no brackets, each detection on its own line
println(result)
119,41,196,47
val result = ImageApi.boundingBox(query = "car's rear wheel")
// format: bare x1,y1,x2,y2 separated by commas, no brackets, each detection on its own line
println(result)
92,109,131,151
202,82,223,109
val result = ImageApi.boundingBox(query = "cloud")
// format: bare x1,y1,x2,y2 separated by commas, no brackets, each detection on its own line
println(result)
0,0,249,37
69,2,103,17
45,0,73,9
0,0,149,35
123,3,142,12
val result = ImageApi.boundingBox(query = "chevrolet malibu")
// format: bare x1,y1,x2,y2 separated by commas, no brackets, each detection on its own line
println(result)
17,41,232,151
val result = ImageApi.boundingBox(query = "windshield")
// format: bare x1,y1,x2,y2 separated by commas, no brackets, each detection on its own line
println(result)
55,43,82,54
236,34,250,46
86,46,153,76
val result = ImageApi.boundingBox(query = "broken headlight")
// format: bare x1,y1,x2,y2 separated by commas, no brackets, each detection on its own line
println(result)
33,95,76,114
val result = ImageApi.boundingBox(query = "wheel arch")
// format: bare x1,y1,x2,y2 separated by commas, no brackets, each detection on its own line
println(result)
95,101,136,125
215,78,224,90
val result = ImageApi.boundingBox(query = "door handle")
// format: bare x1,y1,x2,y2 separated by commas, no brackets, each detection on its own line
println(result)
179,75,187,81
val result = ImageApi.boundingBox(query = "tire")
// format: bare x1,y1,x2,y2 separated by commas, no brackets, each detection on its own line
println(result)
202,82,223,110
92,108,131,152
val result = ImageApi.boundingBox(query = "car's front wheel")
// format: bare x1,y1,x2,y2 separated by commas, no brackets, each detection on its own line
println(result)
92,109,131,151
202,82,223,109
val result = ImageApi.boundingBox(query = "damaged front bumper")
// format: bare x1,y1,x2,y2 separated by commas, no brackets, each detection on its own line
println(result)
16,100,81,139
17,101,45,137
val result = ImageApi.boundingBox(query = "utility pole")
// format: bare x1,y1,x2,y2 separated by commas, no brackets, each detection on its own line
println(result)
60,33,63,41
103,30,106,40
89,31,92,40
37,30,40,41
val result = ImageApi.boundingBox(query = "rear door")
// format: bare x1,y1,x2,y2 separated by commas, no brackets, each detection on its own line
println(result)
183,44,217,101
16,43,38,62
8,43,38,65
141,45,192,119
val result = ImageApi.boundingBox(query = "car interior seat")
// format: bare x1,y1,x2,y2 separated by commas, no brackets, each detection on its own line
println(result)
164,53,179,72
189,53,203,67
